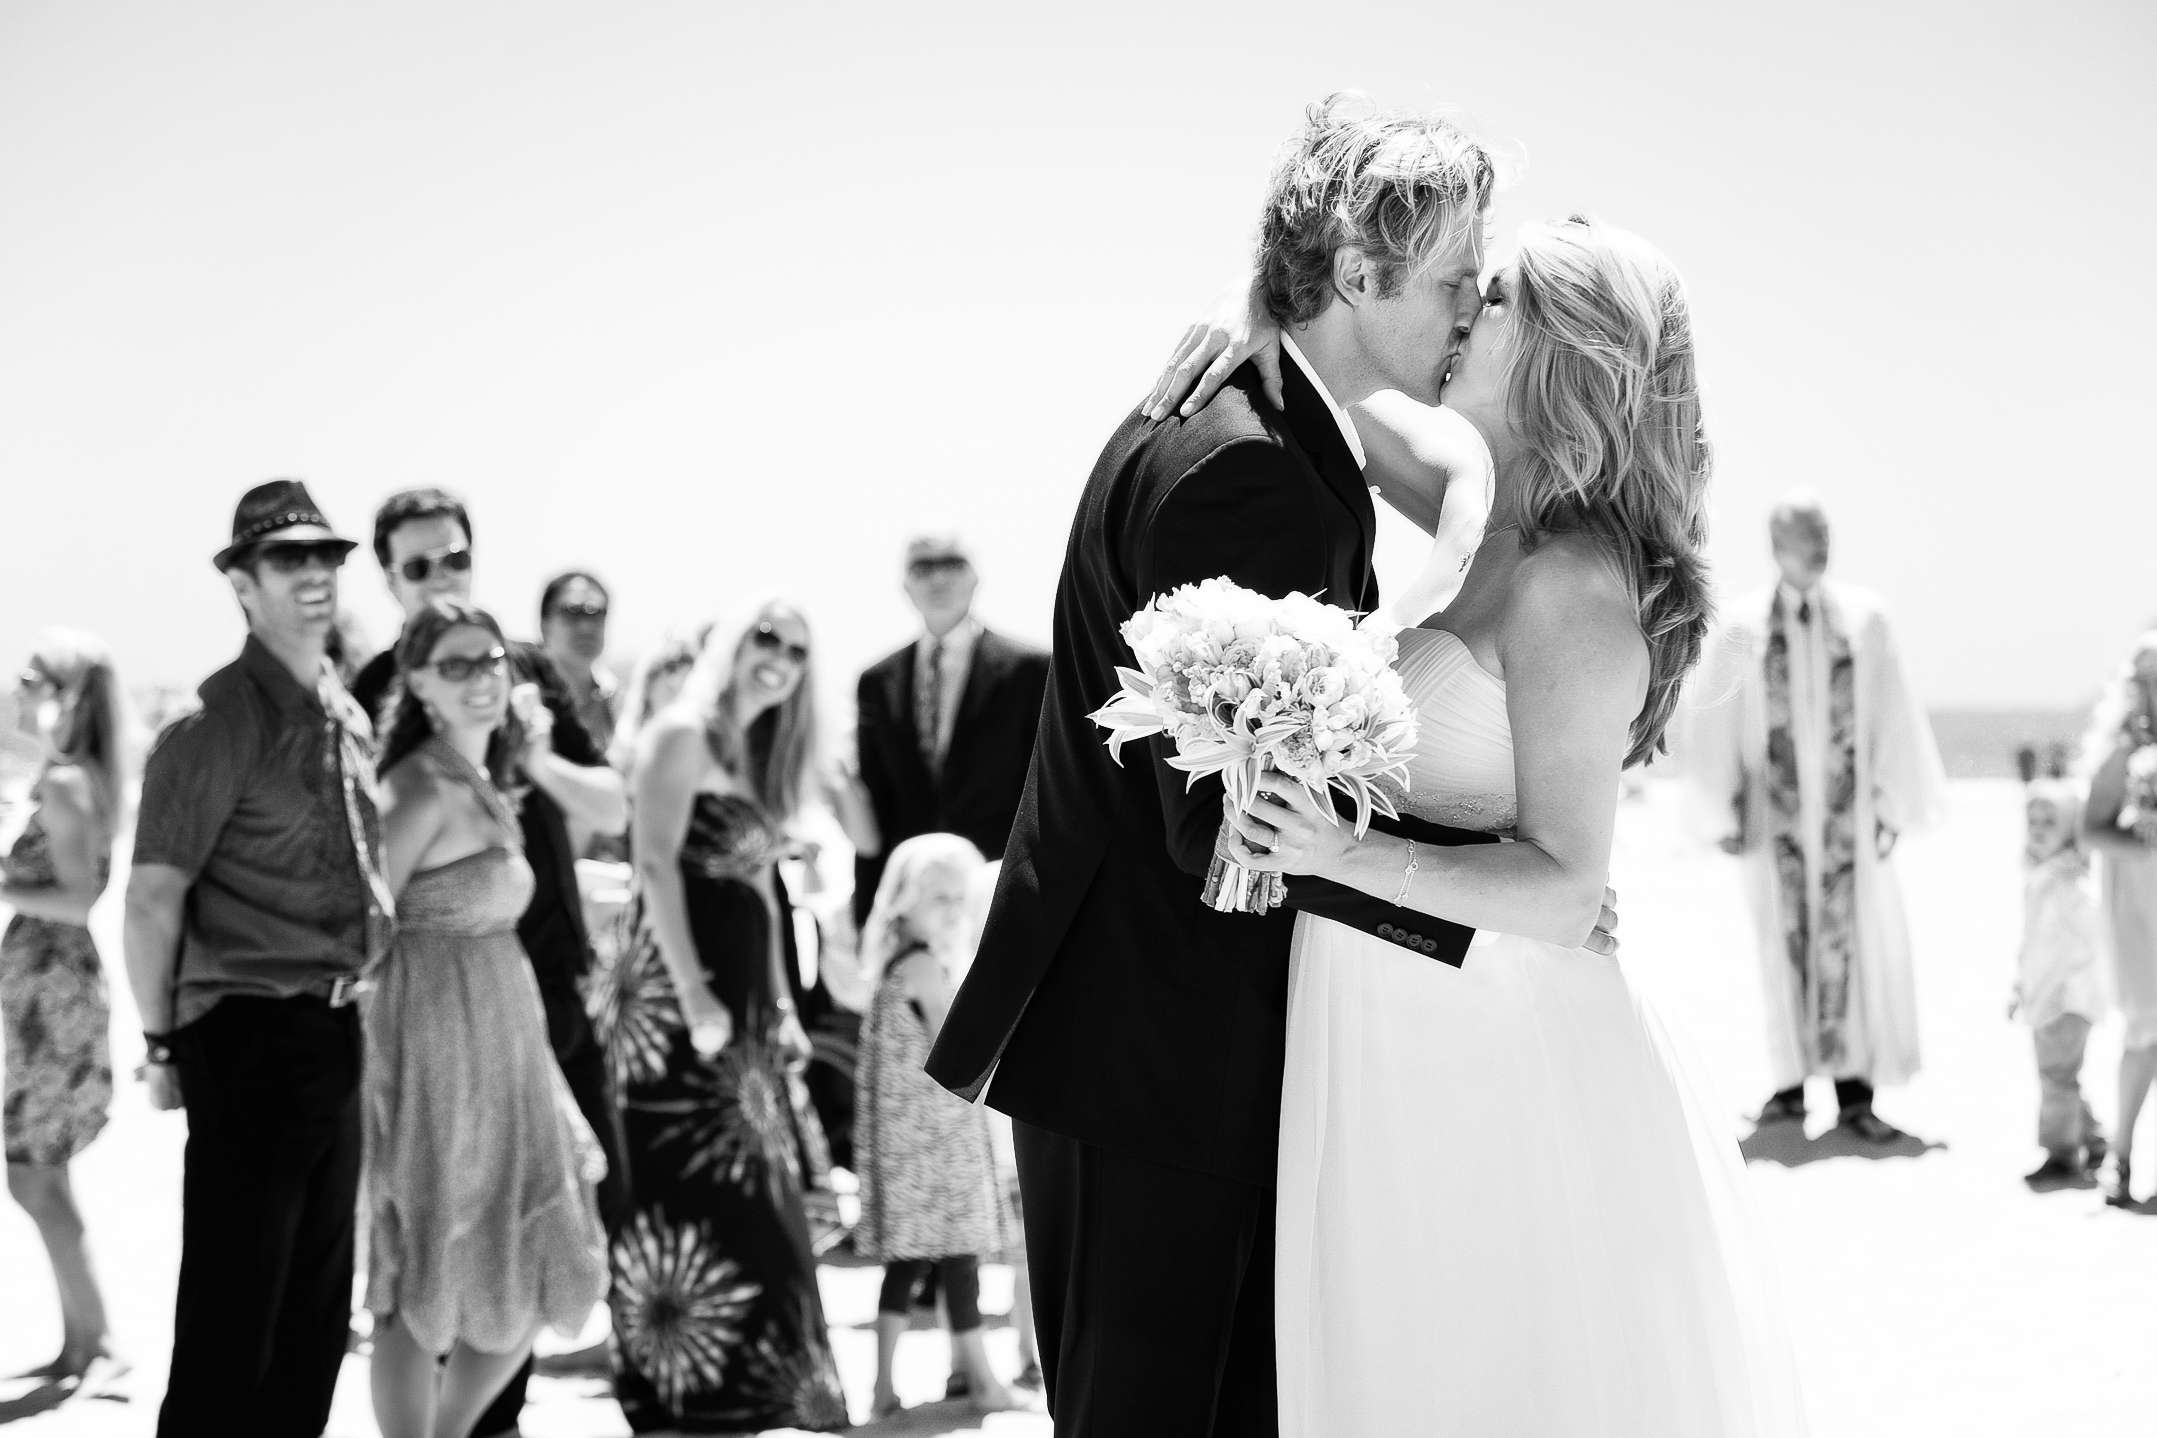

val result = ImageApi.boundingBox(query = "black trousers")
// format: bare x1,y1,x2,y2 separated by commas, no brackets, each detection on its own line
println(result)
158,996,363,1438
1773,1077,1876,1111
473,982,626,1437
1014,1121,1277,1438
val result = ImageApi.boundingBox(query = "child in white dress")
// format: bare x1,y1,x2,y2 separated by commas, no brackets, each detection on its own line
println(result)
2013,779,2110,1182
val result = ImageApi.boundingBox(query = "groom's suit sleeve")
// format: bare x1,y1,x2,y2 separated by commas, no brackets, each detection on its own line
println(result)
1136,442,1494,967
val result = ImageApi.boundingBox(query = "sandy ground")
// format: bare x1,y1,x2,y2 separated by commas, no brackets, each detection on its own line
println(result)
2,777,2151,1436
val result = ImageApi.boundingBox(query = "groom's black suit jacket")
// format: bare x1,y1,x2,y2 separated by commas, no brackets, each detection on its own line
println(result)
927,360,1491,1186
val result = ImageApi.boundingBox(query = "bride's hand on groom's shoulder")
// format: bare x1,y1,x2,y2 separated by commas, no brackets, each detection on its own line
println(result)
1143,278,1283,421
1220,780,1350,878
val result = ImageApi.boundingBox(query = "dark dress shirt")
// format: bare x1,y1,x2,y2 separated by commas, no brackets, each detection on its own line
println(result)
135,635,389,1027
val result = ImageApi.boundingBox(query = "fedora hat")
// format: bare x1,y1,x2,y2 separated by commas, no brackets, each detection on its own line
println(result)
213,479,360,571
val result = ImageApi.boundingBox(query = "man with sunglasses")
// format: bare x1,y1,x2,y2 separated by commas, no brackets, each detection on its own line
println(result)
854,535,1051,927
539,570,618,756
123,479,391,1437
352,487,629,1438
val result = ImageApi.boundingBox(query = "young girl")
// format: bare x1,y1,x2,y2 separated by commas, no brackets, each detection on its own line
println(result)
2012,779,2109,1183
854,833,1021,1418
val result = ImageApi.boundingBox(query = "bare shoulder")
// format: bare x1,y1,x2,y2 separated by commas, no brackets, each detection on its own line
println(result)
887,946,943,994
1500,536,1649,685
380,753,448,813
37,763,97,817
636,709,727,794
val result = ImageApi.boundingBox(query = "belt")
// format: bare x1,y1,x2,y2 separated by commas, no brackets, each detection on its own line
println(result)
299,973,375,1008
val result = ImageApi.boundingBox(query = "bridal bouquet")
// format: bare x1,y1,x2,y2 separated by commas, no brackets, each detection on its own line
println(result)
1089,577,1418,914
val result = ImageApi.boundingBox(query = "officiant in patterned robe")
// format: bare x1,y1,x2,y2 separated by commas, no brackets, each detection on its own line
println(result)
1685,494,1948,1139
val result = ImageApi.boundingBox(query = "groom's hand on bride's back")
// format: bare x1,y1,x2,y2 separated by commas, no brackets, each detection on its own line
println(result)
1142,279,1285,421
1584,885,1619,957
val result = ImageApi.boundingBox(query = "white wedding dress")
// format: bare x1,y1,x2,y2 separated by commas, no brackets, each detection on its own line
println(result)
1276,626,1809,1437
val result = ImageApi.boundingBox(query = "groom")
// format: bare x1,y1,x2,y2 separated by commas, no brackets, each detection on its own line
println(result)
928,97,1501,1435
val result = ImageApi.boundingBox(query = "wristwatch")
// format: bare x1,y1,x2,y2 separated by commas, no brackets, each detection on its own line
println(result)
143,1031,176,1067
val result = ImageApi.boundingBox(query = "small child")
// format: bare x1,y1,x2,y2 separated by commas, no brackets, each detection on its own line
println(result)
2013,779,2110,1182
854,834,1022,1418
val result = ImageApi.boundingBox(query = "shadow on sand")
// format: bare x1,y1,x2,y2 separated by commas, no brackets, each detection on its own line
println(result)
0,1379,78,1426
1740,1120,1947,1167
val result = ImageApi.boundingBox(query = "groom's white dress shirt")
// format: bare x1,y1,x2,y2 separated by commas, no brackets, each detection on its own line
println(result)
1281,333,1367,471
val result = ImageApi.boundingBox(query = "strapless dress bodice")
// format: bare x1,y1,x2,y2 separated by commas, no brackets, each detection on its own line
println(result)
1385,627,1517,836
398,846,534,935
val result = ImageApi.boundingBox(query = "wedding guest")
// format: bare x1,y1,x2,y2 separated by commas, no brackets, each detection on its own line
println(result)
540,570,619,754
353,486,628,1438
2080,631,2157,1207
2012,779,2108,1183
365,599,609,1438
853,534,1049,927
122,480,391,1437
607,598,847,1432
606,626,706,774
856,835,1022,1419
1686,493,1948,1140
3,630,133,1391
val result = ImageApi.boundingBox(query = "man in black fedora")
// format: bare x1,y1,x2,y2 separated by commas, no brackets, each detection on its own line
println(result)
123,479,393,1437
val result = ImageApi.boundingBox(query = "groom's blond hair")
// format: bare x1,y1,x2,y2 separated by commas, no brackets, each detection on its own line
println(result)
1256,93,1496,327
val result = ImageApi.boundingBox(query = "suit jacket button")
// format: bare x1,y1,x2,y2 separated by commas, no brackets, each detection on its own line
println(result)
1402,931,1420,947
1422,937,1438,954
1378,923,1397,940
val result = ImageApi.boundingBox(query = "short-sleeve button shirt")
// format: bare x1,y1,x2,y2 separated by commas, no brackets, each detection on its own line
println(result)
134,635,388,1026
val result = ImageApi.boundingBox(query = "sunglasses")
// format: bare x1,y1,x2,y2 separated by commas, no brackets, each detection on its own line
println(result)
255,541,351,574
417,646,509,683
397,546,473,584
551,601,608,622
749,622,810,664
908,556,971,578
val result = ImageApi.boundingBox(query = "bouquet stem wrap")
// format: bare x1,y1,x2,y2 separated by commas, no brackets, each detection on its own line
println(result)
1203,759,1287,914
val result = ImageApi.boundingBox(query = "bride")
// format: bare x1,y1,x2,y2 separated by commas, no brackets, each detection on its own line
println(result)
1165,216,1808,1435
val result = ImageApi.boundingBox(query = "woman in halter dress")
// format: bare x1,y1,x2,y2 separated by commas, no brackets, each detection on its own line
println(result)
367,600,608,1438
605,598,849,1433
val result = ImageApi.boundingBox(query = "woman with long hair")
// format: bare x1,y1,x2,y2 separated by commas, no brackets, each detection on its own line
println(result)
365,599,608,1438
2,629,134,1391
2078,630,2157,1207
604,597,848,1432
1159,216,1805,1432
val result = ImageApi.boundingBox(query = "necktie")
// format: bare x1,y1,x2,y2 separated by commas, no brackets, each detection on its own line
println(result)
917,639,944,778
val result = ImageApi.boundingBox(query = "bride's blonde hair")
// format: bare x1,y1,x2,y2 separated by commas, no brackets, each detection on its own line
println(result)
1505,215,1714,767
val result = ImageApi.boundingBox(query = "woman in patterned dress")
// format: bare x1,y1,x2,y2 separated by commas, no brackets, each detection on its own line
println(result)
854,833,1021,1419
606,598,849,1432
2,629,133,1388
365,601,610,1438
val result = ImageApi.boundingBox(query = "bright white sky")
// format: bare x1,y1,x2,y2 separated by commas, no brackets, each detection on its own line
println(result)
4,0,2153,716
